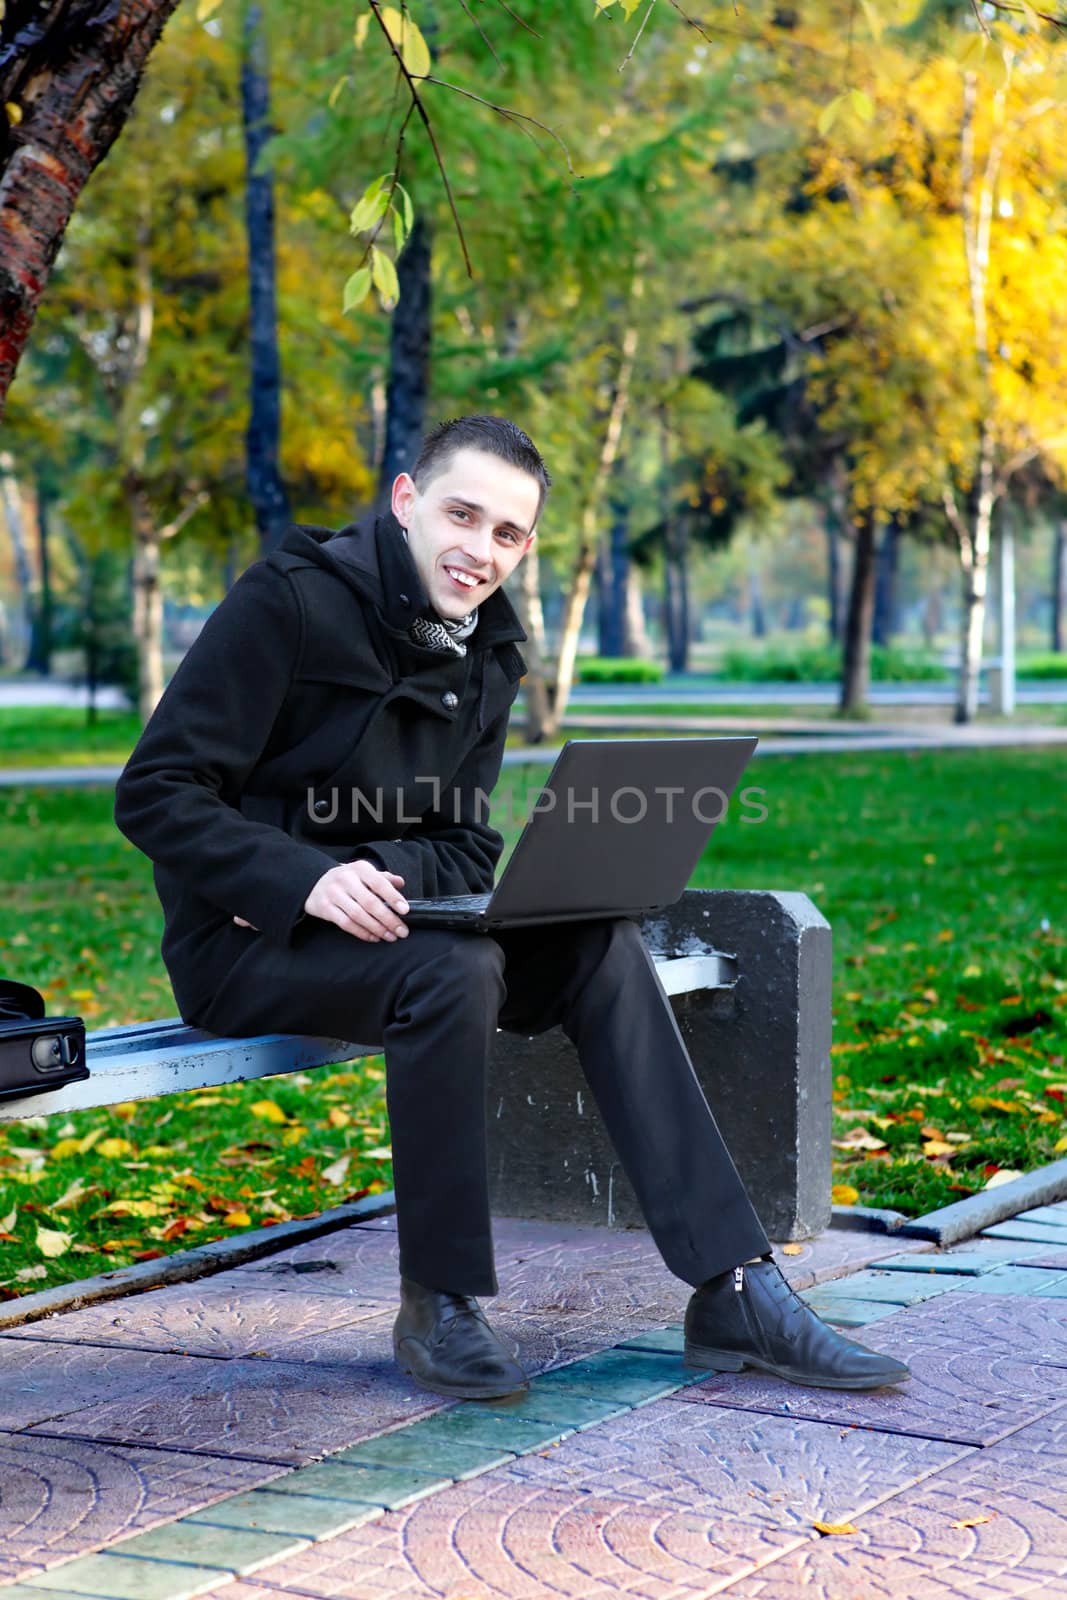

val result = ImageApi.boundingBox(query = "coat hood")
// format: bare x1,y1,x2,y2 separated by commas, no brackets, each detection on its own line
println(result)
273,507,527,650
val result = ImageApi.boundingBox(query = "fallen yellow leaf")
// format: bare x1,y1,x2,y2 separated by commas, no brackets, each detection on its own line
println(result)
781,1243,804,1256
97,1138,132,1159
922,1140,955,1158
950,1513,994,1529
103,1199,163,1217
1054,1134,1067,1153
831,1185,860,1206
224,1210,252,1227
813,1521,858,1536
51,1138,83,1161
36,1225,73,1258
251,1100,289,1124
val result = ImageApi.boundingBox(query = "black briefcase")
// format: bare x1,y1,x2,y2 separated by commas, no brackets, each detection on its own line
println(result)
0,979,89,1102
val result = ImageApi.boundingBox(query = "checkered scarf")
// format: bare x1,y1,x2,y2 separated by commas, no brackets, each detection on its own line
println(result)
399,527,479,656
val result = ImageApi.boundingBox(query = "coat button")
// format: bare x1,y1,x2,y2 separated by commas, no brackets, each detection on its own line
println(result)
312,798,331,816
441,690,458,710
399,593,410,606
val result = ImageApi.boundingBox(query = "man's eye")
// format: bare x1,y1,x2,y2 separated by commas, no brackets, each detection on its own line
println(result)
451,508,469,521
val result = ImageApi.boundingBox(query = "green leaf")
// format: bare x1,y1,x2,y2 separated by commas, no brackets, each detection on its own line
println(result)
328,75,351,110
393,206,406,254
343,267,371,313
349,176,391,235
399,184,414,237
371,247,400,307
850,88,875,123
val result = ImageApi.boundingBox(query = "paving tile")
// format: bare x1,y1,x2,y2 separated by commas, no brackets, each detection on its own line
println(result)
720,1403,1067,1598
107,1518,306,1572
1011,1249,1067,1270
0,1339,195,1431
337,1430,516,1478
615,1325,685,1353
499,1395,970,1527
672,1292,1067,1446
949,1266,1067,1296
263,1459,445,1510
799,1296,904,1328
185,1488,384,1541
186,1474,807,1599
21,1552,232,1598
26,1345,440,1465
871,1248,1051,1276
358,1407,565,1454
762,1232,935,1293
6,1284,388,1359
982,1220,1067,1244
529,1347,707,1404
0,1432,286,1581
801,1270,966,1306
461,1388,630,1432
1014,1204,1067,1226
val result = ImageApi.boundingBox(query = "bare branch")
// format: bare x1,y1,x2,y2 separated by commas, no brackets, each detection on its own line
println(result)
457,0,502,67
619,0,659,71
421,75,576,173
160,490,209,541
488,0,541,38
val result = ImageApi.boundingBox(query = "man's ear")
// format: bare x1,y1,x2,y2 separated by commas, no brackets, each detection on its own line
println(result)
391,471,417,527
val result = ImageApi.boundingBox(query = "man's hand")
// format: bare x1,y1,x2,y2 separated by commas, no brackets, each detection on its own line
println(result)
303,860,409,942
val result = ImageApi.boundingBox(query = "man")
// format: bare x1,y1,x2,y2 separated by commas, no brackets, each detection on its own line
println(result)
114,414,909,1401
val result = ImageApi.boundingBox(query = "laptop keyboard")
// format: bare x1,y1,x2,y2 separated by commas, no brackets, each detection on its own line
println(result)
407,894,492,912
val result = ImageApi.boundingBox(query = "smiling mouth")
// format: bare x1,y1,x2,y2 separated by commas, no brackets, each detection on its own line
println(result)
444,565,483,591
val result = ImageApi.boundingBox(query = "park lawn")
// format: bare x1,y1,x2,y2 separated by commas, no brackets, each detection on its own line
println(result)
0,707,142,766
0,745,1064,1296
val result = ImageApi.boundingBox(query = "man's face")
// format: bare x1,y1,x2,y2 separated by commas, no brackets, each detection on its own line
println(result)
391,446,538,621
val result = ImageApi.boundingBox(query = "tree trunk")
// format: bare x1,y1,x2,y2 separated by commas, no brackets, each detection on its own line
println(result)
839,507,878,713
0,0,180,412
125,473,164,722
242,0,291,557
625,564,652,658
748,566,766,639
513,539,551,743
0,449,35,666
953,423,995,724
25,474,54,673
871,516,899,647
823,464,847,646
377,214,432,504
550,310,640,732
666,516,690,673
598,492,629,657
1052,517,1066,654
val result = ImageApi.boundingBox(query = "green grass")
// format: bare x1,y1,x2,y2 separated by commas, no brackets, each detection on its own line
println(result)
0,744,1064,1295
0,707,141,766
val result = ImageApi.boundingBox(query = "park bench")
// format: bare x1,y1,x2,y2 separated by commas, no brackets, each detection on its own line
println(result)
0,889,832,1242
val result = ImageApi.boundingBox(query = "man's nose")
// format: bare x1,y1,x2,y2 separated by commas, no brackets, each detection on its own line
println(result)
459,528,494,569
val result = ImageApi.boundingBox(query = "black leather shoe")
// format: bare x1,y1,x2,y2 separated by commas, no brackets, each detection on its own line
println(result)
393,1276,529,1400
684,1257,911,1390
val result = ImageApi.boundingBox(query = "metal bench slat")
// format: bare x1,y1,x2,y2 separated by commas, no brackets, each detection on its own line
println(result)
0,951,732,1121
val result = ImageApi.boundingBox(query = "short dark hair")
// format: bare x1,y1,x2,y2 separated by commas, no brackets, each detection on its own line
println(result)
413,414,551,527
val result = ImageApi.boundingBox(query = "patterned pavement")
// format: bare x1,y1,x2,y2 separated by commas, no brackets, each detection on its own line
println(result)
1,1204,1066,1598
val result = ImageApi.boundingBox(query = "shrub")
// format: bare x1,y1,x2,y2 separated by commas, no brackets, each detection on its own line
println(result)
576,656,665,683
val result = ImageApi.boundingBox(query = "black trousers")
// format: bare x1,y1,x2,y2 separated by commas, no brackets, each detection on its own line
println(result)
193,914,771,1297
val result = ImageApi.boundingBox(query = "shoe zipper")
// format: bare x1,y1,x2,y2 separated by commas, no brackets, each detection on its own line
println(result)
734,1265,744,1292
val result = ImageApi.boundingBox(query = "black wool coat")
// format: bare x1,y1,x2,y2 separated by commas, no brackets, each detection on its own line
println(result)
113,509,527,1021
